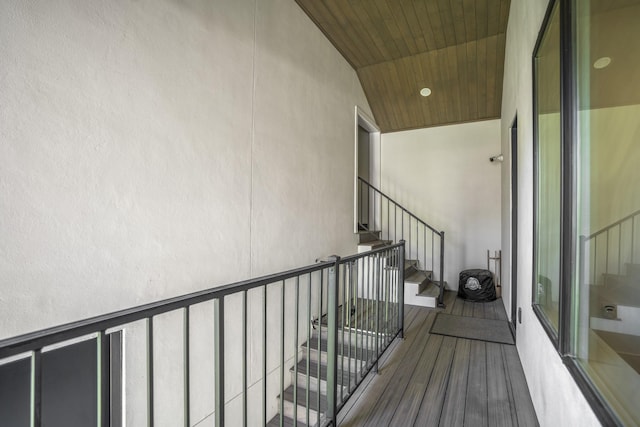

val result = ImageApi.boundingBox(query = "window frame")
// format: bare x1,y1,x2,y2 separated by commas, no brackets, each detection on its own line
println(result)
531,0,627,425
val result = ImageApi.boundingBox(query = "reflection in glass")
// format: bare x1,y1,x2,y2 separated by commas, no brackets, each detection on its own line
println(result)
534,1,561,330
574,0,640,424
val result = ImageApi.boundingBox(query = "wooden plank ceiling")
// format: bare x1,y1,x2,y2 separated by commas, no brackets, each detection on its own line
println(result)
295,0,511,132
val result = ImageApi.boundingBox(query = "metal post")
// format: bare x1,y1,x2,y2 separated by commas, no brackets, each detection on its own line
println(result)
147,318,154,427
214,298,225,427
32,350,42,427
399,240,406,339
438,232,446,308
99,331,111,427
326,256,340,425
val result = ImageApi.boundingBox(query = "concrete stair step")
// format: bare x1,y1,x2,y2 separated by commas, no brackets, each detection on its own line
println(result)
404,280,444,308
277,384,324,426
293,359,355,395
302,335,375,372
357,239,392,253
357,230,381,244
267,414,309,427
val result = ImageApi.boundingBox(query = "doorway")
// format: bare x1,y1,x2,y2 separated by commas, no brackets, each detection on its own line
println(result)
354,107,381,233
510,115,518,336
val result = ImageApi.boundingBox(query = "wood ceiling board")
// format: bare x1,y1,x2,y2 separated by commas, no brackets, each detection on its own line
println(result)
295,0,510,132
321,1,377,67
446,46,463,122
450,0,468,45
476,0,489,41
485,34,499,118
387,0,420,55
399,0,429,52
477,37,488,119
412,0,438,51
466,39,479,120
349,0,391,61
499,0,511,33
463,0,478,42
437,0,457,47
425,0,448,49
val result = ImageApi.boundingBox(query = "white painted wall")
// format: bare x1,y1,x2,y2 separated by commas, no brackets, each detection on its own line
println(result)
500,0,600,425
381,120,502,289
0,0,372,424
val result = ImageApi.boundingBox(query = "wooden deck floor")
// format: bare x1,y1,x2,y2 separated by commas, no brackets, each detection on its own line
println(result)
337,292,539,427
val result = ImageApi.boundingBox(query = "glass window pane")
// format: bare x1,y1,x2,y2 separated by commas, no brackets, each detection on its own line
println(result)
534,1,561,331
574,0,640,424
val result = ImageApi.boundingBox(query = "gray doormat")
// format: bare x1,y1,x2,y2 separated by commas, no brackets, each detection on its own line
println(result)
430,313,515,345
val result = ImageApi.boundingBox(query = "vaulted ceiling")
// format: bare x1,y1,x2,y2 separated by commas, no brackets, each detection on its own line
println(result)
295,0,511,133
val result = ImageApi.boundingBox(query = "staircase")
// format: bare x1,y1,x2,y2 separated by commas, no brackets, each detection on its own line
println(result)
357,230,441,308
267,294,396,426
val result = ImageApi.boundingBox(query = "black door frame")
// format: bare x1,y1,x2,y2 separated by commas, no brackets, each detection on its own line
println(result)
510,115,518,337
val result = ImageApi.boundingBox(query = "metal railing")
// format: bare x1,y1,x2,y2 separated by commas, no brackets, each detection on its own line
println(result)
582,208,640,285
0,242,405,427
357,177,445,307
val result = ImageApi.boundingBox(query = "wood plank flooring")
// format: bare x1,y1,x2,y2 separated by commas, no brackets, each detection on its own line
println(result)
337,292,539,427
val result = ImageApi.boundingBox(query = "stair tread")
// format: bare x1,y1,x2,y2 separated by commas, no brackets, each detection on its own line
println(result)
294,359,357,382
281,385,327,412
417,281,440,298
302,335,376,359
405,270,431,284
266,415,308,427
358,239,392,248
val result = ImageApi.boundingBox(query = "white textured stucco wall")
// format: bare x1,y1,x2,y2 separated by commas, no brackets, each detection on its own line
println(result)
381,120,502,290
0,0,372,424
500,0,600,425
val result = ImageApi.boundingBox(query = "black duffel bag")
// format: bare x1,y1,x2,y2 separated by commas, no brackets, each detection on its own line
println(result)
458,269,496,302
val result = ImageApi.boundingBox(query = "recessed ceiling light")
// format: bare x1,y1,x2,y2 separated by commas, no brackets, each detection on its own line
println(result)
593,57,611,69
420,87,432,97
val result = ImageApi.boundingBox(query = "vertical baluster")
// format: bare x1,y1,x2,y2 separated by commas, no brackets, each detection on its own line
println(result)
432,231,435,273
619,225,622,274
214,298,225,427
348,262,354,393
147,317,154,427
387,197,391,240
374,254,380,373
317,270,323,423
606,230,610,276
31,349,42,427
394,204,398,243
279,281,285,427
341,264,346,404
400,241,405,339
416,219,419,267
359,180,362,228
326,256,340,425
439,232,446,308
632,216,636,263
242,293,247,427
306,273,311,427
293,277,299,426
184,308,191,427
263,286,267,427
593,239,597,284
365,255,371,369
98,331,110,427
354,259,360,382
423,227,426,274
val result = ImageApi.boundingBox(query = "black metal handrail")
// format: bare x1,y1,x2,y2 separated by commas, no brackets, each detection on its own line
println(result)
0,242,405,427
358,177,441,236
358,177,445,307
